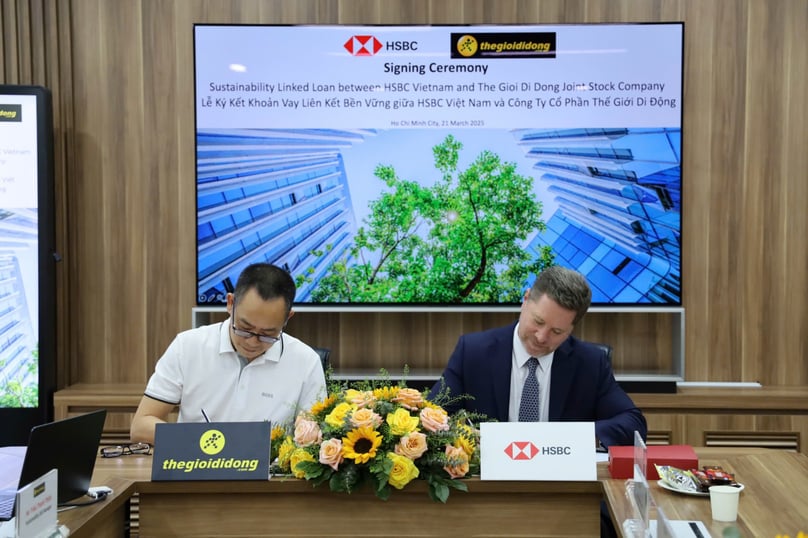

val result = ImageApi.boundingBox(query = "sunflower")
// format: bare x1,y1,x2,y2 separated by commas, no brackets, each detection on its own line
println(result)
342,426,383,464
270,424,286,442
372,386,400,401
309,394,337,417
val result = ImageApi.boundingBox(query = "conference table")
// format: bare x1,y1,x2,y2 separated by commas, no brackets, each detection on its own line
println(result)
56,448,808,537
604,449,808,537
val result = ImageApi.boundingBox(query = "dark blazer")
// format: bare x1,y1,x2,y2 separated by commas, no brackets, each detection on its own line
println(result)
429,322,647,447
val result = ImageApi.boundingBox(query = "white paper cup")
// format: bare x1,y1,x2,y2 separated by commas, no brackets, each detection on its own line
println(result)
709,485,741,521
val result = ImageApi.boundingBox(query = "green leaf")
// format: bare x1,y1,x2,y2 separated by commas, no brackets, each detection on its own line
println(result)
428,480,450,503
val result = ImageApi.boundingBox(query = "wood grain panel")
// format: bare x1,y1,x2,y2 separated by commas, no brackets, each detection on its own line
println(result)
2,0,808,396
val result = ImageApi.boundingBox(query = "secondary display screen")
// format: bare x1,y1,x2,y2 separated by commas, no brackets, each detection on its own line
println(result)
0,91,43,409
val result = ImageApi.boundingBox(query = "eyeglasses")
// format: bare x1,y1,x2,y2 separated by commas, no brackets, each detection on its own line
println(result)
100,443,152,458
231,307,283,344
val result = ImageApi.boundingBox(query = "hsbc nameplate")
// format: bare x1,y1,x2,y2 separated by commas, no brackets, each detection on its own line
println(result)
480,422,596,481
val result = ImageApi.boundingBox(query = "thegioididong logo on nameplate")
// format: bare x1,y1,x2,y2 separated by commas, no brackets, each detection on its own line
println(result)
151,421,270,481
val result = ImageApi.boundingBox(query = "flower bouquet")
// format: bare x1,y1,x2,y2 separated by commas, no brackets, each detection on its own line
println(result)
272,381,480,502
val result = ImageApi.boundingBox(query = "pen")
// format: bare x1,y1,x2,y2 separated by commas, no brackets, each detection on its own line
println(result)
201,409,211,423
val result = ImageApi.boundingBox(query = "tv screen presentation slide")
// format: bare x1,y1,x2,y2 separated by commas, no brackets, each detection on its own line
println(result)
194,23,683,308
0,91,41,408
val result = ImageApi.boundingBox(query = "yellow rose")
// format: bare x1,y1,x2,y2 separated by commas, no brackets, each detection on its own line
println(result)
290,448,316,479
277,436,295,472
387,452,420,489
325,402,354,428
386,407,420,436
345,389,375,408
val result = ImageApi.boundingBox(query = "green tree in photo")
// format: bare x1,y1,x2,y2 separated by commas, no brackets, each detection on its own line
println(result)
0,345,39,408
305,134,554,303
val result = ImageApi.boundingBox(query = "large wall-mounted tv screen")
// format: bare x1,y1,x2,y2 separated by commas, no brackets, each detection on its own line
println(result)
194,23,683,309
0,85,55,444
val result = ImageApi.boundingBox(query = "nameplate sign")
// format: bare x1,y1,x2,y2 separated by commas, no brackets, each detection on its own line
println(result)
16,469,58,538
480,421,596,481
152,422,270,481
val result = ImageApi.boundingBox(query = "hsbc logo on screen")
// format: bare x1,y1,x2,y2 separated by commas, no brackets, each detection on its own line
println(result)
343,35,419,56
504,441,572,460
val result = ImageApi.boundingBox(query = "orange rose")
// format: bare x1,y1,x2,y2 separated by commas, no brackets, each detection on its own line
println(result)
350,407,382,429
419,406,449,432
395,431,428,460
293,418,322,447
443,444,469,479
318,438,344,471
393,388,424,410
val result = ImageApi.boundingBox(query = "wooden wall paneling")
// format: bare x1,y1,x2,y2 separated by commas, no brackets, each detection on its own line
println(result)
680,0,747,382
337,0,383,24
641,412,683,445
779,0,808,386
47,0,75,389
0,0,20,81
741,1,790,385
685,414,808,453
576,312,675,374
140,1,193,375
68,0,145,383
754,0,808,385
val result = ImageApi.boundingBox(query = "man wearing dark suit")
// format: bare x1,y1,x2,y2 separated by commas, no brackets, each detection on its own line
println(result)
429,265,647,447
430,266,645,538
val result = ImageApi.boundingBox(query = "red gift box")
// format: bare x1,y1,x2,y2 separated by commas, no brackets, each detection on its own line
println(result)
608,445,698,480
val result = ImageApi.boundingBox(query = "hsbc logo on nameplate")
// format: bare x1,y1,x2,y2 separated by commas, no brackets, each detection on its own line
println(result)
480,422,596,481
504,441,539,460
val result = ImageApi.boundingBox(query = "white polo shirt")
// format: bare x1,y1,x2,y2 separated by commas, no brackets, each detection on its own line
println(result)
145,321,326,428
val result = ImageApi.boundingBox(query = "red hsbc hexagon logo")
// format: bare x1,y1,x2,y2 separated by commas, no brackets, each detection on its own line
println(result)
504,441,539,460
344,35,383,56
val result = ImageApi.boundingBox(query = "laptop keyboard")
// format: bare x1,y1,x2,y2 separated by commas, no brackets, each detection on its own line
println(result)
0,491,14,520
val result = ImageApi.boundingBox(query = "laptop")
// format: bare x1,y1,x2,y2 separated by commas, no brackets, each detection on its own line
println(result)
0,409,107,521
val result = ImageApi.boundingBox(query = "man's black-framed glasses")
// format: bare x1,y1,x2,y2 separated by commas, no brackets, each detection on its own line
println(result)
100,442,152,458
231,307,283,344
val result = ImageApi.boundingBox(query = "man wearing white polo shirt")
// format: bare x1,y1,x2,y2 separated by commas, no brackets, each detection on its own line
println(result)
130,263,326,444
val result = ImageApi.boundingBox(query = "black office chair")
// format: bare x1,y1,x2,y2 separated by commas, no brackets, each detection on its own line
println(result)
312,347,331,372
590,342,613,366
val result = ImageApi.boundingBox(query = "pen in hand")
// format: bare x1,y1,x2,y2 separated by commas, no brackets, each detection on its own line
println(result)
201,409,211,423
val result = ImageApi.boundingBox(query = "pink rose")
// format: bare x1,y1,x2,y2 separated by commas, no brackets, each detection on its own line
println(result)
293,418,322,447
393,388,424,410
419,407,449,432
395,431,428,460
318,438,344,471
443,444,469,479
